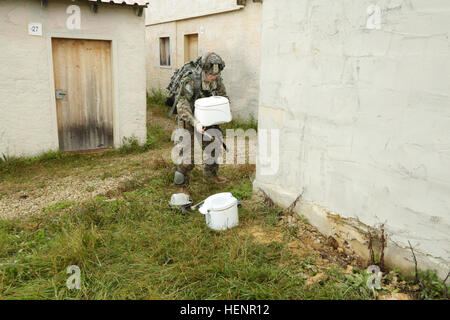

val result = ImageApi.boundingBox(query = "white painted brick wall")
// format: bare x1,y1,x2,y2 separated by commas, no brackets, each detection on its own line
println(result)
256,0,450,276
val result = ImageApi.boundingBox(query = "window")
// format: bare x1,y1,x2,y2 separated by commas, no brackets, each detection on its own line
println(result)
184,34,198,63
159,37,170,66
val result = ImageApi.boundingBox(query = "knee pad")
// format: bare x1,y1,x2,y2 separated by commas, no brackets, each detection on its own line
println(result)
174,171,186,185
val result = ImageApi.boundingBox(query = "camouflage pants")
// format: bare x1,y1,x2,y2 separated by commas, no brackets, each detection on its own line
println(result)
175,122,223,181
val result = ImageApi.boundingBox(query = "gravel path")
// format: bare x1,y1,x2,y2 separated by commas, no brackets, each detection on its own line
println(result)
0,173,135,220
0,148,166,220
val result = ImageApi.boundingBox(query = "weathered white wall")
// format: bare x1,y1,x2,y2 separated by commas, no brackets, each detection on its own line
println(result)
255,0,450,277
145,0,261,120
0,0,146,158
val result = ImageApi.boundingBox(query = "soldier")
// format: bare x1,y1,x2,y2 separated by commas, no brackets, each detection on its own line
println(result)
173,52,229,193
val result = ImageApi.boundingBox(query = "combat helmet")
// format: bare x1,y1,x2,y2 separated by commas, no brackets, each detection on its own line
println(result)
199,52,225,74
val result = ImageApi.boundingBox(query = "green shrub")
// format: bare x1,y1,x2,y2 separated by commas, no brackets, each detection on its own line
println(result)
229,180,253,200
119,127,160,154
0,150,68,176
147,88,167,106
415,269,449,300
0,150,63,166
222,114,258,132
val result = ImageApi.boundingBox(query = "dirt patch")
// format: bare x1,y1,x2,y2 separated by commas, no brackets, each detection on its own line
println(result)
305,272,329,287
287,240,316,259
377,293,412,300
243,225,284,244
247,191,367,275
286,216,367,269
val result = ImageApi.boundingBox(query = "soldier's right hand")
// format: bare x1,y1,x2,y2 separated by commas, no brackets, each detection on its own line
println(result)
196,123,206,134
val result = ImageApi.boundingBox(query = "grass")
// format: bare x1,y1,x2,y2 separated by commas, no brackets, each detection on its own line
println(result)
42,201,76,213
1,150,64,164
0,150,95,185
222,114,258,132
1,150,72,175
0,89,447,300
416,270,448,300
147,88,167,106
3,153,432,300
0,130,377,300
0,166,377,299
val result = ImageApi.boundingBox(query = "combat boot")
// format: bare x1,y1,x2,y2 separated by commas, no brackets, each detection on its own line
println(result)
202,175,227,184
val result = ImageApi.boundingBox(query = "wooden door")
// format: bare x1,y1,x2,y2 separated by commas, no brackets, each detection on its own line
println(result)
184,34,198,63
52,38,113,152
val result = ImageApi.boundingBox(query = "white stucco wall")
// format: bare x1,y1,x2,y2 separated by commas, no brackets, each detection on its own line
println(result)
255,0,450,277
0,0,146,158
145,0,262,120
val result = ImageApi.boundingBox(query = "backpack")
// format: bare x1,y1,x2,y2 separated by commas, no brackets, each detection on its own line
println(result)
166,57,203,118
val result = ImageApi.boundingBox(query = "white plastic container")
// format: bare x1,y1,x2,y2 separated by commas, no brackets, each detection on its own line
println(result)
194,96,232,126
199,192,239,231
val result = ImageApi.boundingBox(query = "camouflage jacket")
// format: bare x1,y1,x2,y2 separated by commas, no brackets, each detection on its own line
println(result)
176,72,229,127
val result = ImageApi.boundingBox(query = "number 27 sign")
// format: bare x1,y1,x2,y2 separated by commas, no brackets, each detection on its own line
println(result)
28,23,43,36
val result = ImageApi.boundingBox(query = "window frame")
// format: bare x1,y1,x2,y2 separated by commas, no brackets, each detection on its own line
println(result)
159,36,171,67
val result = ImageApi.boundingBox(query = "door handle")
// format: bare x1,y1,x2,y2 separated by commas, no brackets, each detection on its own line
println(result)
56,90,67,99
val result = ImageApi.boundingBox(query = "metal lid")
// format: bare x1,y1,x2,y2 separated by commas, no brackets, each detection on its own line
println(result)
169,193,193,207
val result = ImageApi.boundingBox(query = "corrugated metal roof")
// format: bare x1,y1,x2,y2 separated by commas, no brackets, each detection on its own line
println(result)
87,0,149,7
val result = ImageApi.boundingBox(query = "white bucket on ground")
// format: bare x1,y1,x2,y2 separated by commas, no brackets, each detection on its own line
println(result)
199,192,238,231
194,96,232,126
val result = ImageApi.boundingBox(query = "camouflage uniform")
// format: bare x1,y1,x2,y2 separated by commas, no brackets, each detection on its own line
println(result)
174,53,229,184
